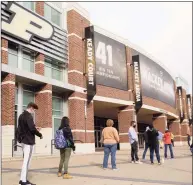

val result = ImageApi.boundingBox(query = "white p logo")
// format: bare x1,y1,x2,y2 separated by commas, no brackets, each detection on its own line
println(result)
2,2,54,43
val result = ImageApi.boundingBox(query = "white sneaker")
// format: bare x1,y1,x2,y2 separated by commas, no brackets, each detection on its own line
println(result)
112,168,118,171
135,161,143,164
131,161,135,164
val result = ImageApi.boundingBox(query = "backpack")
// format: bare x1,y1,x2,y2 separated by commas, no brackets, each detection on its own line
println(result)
54,129,67,149
16,123,24,143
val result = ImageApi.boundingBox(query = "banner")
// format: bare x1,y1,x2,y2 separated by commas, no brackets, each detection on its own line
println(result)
140,54,176,107
132,55,143,113
177,86,184,123
85,26,96,103
94,32,128,90
186,94,193,125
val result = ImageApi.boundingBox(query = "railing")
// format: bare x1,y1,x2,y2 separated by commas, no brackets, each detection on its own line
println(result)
138,133,144,148
12,139,23,158
51,139,83,155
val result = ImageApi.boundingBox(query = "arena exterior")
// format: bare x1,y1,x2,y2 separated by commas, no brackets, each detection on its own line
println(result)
1,2,192,158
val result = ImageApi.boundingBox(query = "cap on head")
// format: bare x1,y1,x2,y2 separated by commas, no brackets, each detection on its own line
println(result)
27,102,38,110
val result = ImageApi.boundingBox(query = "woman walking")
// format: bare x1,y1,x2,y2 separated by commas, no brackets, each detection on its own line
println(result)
57,117,76,179
101,119,119,170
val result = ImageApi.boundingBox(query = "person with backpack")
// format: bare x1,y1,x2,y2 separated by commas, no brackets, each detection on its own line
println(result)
142,126,149,160
17,102,43,185
55,117,75,179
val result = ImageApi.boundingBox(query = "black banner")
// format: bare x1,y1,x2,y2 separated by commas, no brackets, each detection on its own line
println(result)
94,32,128,90
177,86,184,123
186,94,193,125
139,54,176,107
85,26,96,103
132,55,143,113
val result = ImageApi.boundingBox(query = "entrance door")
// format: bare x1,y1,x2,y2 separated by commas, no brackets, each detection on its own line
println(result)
94,117,120,150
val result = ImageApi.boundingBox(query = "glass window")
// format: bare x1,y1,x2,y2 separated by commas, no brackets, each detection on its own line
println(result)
23,91,34,111
45,58,63,81
53,117,61,137
52,97,63,117
8,43,18,68
22,50,34,72
44,3,61,26
23,2,35,11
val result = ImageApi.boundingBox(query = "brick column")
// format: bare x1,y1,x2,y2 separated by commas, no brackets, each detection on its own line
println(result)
36,1,44,16
169,120,182,143
67,8,95,148
35,84,52,128
1,74,15,125
35,53,44,75
181,88,189,142
118,106,135,149
153,114,167,133
1,38,8,64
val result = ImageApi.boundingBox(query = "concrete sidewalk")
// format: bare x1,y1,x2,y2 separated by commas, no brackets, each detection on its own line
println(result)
2,146,192,185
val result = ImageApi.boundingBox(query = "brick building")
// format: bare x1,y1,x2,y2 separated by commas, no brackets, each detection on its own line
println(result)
1,2,192,158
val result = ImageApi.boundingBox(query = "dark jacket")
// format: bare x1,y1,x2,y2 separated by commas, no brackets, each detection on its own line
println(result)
144,131,148,144
17,110,42,145
147,128,159,148
60,127,75,148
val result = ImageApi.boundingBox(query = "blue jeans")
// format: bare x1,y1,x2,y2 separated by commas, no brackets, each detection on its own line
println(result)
164,144,174,158
103,144,117,169
150,144,160,163
142,143,149,159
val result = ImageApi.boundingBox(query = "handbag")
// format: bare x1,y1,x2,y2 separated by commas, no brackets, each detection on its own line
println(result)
99,136,104,143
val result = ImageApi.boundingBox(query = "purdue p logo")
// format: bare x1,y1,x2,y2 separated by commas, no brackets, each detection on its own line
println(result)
2,2,54,43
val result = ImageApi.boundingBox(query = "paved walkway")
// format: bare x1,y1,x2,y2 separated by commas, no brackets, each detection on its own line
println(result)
2,146,192,185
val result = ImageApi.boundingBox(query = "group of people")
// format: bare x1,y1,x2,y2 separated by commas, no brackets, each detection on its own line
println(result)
17,102,189,185
17,102,76,185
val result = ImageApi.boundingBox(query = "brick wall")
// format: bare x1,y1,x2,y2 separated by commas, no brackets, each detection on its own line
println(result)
36,1,44,16
1,38,8,64
153,114,167,133
143,96,177,115
35,84,52,128
169,120,182,142
67,9,94,143
118,106,135,142
1,74,15,125
35,53,45,75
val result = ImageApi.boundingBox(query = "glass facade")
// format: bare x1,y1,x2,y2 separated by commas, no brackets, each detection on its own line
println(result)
44,3,61,26
8,43,18,68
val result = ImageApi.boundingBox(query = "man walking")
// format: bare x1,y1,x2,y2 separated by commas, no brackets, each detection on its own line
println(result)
17,102,43,185
128,121,142,164
142,126,149,160
147,125,161,165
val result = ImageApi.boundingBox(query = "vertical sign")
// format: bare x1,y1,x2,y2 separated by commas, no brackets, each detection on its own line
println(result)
85,26,96,103
177,86,184,123
186,94,193,125
132,55,143,113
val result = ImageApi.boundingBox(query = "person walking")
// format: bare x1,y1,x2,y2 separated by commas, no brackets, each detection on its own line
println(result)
57,117,76,179
163,129,174,159
128,121,142,164
142,126,149,160
100,119,119,170
171,132,175,147
147,125,161,165
17,102,43,185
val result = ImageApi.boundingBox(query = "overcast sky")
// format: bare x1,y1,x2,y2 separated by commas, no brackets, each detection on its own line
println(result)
79,2,192,93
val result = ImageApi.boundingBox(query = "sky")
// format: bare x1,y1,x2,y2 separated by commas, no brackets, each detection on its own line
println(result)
79,2,192,93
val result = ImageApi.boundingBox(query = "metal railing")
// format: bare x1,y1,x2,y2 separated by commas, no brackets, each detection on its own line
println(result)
12,139,23,158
